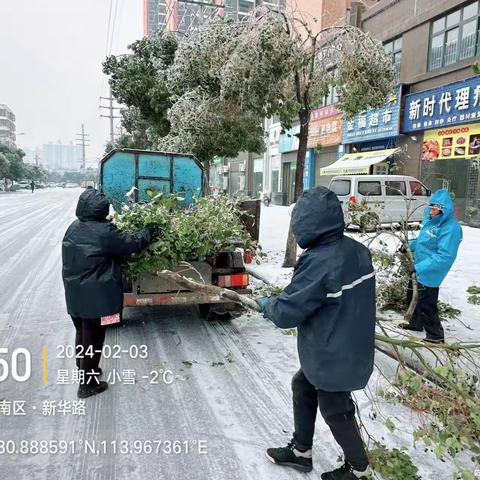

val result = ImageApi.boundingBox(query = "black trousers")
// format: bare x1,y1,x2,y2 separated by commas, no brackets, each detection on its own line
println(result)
292,369,369,471
406,282,444,341
71,317,106,383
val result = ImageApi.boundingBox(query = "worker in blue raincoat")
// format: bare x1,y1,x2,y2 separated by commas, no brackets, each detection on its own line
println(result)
256,186,375,480
400,188,462,343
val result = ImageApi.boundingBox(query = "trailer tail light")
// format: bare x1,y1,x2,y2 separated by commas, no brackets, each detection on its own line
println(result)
349,196,357,204
217,273,249,288
244,250,253,264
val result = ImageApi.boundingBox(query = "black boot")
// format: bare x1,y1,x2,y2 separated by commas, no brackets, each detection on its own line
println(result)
265,440,313,473
399,323,423,332
422,337,445,344
321,462,371,479
77,381,108,399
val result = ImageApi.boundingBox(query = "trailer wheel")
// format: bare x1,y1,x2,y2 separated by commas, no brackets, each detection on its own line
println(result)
199,303,236,321
198,303,211,319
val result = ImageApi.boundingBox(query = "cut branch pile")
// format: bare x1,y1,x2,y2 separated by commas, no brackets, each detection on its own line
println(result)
113,193,258,276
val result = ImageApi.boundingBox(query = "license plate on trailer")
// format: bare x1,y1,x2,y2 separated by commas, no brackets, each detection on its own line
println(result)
100,313,121,326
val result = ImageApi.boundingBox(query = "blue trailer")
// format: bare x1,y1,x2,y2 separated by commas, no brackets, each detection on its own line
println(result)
99,149,204,209
99,149,257,316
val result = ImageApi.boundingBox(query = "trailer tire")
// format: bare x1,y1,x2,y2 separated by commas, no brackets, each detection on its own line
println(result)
199,303,237,321
198,303,212,319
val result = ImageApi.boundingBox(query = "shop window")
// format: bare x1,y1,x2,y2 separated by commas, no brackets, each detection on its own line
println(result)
428,1,480,70
358,181,382,196
330,179,351,196
383,36,402,82
385,181,406,196
410,181,430,197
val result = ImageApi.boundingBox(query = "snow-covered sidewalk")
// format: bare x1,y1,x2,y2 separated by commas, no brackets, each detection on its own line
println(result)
243,203,480,478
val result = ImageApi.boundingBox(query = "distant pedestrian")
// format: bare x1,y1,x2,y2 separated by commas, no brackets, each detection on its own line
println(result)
62,188,157,398
256,186,375,480
400,188,462,343
30,180,35,193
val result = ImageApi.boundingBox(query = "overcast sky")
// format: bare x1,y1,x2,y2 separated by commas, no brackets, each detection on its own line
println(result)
0,0,142,164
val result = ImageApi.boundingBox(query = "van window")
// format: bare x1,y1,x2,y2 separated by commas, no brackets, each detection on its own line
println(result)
409,181,430,197
358,181,382,196
330,179,351,196
385,181,406,196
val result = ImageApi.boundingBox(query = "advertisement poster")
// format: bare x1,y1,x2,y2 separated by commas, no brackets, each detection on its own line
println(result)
422,122,480,161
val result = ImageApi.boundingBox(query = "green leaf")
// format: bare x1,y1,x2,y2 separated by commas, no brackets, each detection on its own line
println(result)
385,417,396,433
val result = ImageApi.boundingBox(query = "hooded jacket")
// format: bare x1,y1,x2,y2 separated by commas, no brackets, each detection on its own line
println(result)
409,188,462,288
264,186,376,392
62,188,151,319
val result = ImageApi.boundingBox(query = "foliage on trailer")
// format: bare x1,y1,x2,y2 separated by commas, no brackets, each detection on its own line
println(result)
113,193,258,275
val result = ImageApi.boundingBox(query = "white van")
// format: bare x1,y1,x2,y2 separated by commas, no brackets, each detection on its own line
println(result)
328,175,431,226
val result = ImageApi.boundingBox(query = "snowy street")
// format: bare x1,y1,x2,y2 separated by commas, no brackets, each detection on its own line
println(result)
0,189,329,480
0,189,479,479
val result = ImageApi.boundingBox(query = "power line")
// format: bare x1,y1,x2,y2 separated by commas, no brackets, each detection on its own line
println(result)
101,0,114,101
108,0,120,56
104,0,114,58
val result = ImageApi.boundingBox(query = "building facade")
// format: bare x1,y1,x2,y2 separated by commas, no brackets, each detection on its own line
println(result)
256,0,480,215
40,142,83,172
0,104,16,149
144,0,286,36
360,0,480,219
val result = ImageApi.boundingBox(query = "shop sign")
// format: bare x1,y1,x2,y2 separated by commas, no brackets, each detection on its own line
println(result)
403,76,480,133
279,125,300,153
421,122,480,161
303,150,314,190
307,113,342,148
310,105,339,121
342,86,402,144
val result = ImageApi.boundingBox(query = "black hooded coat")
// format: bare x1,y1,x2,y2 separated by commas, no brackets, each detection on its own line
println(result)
264,186,376,392
62,189,151,319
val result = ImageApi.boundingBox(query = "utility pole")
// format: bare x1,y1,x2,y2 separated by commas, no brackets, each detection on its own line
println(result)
76,124,90,172
100,91,122,144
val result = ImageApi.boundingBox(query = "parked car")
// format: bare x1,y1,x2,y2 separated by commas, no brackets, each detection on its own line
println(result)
65,183,79,188
329,175,431,227
15,181,30,190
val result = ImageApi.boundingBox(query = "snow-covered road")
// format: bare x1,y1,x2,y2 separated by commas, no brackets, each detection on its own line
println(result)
0,189,313,480
1,190,478,479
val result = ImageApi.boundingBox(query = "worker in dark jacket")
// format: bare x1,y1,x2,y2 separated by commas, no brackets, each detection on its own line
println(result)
62,188,155,399
257,186,375,480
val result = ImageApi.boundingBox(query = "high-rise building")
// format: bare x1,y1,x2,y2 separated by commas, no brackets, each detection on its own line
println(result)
0,104,16,148
40,142,83,172
144,0,286,36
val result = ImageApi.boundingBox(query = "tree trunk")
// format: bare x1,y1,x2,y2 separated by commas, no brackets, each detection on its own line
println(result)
282,108,310,268
203,159,211,195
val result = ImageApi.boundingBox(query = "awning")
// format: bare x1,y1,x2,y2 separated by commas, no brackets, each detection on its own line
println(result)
320,148,399,175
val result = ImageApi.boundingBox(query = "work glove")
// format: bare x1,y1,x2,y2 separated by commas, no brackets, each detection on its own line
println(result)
256,296,272,313
144,223,161,243
144,224,162,241
398,244,407,254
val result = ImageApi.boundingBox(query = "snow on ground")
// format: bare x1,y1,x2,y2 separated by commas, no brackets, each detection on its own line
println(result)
245,203,480,478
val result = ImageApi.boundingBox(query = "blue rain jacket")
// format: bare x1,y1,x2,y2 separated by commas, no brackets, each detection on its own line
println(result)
409,189,462,288
263,187,376,392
